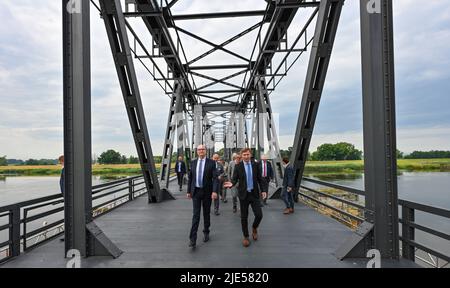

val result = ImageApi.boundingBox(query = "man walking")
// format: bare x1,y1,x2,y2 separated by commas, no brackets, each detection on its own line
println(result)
227,153,241,213
258,154,274,206
224,148,268,247
187,145,219,249
175,156,187,191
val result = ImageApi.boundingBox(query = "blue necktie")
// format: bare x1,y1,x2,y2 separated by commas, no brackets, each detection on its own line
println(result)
198,159,203,188
246,162,254,192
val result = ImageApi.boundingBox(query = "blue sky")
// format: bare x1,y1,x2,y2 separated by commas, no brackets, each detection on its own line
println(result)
0,0,450,159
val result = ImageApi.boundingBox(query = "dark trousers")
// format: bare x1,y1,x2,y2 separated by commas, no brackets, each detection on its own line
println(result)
189,188,212,242
177,172,184,188
282,187,295,209
214,180,223,211
239,193,263,238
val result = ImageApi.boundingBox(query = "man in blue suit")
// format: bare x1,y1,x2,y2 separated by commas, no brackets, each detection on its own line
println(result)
187,145,219,249
224,148,268,247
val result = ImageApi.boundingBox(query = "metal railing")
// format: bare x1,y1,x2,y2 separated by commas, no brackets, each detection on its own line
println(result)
0,175,146,264
399,199,450,268
298,176,450,268
299,177,368,228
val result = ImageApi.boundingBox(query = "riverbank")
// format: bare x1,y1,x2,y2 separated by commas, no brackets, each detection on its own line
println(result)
1,159,450,176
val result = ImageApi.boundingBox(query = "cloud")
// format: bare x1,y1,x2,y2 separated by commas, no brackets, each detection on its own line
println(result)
1,1,450,159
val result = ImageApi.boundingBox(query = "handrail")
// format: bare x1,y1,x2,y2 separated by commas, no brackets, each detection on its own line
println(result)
299,176,450,268
0,175,146,264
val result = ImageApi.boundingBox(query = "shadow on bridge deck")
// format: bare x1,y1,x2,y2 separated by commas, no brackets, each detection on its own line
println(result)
2,182,418,268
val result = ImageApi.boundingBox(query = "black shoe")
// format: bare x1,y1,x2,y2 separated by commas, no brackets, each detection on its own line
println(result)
233,206,237,213
189,240,196,248
59,237,65,242
203,233,210,243
214,210,220,216
224,199,228,203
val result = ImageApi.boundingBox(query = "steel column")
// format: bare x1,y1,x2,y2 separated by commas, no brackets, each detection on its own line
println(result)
360,0,399,259
63,0,121,258
255,77,284,186
63,0,92,257
99,0,161,203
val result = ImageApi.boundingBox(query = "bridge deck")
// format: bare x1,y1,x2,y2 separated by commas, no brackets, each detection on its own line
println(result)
2,182,417,268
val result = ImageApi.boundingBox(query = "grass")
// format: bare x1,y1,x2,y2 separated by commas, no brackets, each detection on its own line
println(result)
305,158,450,174
1,159,450,176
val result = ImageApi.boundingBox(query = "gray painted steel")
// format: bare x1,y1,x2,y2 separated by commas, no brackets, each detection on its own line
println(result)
62,0,92,257
360,0,399,259
289,0,344,194
99,0,161,203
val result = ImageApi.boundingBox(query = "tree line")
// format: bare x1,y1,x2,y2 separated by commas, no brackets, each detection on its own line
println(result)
2,146,450,166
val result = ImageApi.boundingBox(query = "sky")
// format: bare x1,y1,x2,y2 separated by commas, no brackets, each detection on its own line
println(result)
0,0,449,160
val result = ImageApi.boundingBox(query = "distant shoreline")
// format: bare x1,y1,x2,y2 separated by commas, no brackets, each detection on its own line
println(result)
1,159,450,177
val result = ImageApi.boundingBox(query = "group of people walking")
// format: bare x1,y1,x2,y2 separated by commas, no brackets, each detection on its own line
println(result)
180,144,297,249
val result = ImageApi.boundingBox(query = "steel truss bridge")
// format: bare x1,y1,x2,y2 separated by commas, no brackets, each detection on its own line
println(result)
0,0,449,268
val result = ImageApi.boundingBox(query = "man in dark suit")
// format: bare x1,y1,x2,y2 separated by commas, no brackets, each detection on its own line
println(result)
258,154,274,206
187,145,219,249
212,153,225,216
175,156,187,191
224,148,268,247
281,157,296,214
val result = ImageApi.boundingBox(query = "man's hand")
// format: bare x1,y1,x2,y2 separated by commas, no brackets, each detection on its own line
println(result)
212,192,218,200
261,192,268,200
187,193,192,199
223,181,233,188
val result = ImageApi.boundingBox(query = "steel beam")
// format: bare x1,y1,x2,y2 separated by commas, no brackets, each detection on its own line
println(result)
172,10,267,21
255,77,284,186
160,81,184,189
63,0,91,257
63,0,120,258
99,0,161,203
360,0,399,259
289,0,344,197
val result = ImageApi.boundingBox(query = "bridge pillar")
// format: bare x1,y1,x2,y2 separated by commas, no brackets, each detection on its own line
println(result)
336,0,399,260
63,0,121,259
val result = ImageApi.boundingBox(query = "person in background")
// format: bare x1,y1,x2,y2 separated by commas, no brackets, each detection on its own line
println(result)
220,158,228,203
175,156,187,191
258,154,274,206
59,155,64,196
227,153,241,213
281,157,295,215
212,154,225,216
58,155,65,242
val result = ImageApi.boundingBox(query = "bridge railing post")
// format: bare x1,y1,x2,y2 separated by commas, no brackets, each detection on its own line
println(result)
401,205,416,261
129,178,134,201
10,207,20,258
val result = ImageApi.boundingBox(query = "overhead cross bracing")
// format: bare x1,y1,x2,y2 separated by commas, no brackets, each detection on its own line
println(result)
91,0,322,118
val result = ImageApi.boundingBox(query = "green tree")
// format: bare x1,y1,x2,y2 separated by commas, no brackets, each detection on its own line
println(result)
311,143,362,161
128,156,139,164
0,156,7,166
98,150,123,164
396,149,404,159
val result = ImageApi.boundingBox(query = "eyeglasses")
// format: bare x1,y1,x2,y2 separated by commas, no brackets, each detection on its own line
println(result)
197,148,206,151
